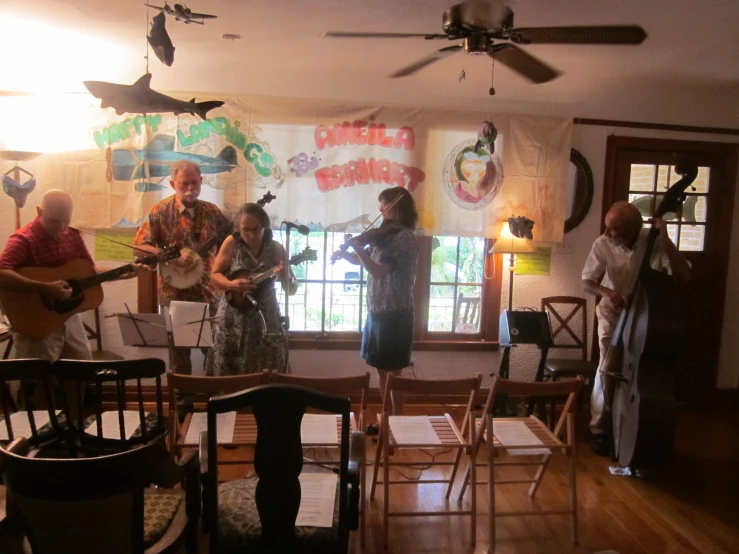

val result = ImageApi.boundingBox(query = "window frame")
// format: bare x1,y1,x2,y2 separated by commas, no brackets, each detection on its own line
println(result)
138,235,503,352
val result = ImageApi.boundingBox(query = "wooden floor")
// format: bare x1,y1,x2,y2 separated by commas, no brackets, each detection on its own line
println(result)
208,404,739,554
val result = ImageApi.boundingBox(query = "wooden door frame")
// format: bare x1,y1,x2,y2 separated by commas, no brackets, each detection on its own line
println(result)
603,136,738,398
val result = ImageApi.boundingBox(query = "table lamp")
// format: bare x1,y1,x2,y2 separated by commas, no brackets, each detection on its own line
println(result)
489,221,534,310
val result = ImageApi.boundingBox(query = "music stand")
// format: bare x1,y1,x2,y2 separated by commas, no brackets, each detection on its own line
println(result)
165,301,215,349
114,304,169,348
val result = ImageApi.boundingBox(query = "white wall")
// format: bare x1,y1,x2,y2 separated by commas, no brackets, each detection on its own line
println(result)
2,123,737,390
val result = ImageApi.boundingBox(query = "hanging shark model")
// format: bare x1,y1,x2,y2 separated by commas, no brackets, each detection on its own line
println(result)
147,12,175,66
111,135,238,181
83,74,223,120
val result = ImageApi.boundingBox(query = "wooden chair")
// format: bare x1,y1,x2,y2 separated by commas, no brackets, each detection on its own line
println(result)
53,358,168,456
0,359,64,451
83,307,125,361
460,376,583,551
541,296,598,414
201,384,362,554
455,292,481,332
167,371,269,458
268,370,370,546
370,373,482,549
1,437,200,554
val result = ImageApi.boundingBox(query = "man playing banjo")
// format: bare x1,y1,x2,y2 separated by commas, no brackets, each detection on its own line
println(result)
134,161,230,417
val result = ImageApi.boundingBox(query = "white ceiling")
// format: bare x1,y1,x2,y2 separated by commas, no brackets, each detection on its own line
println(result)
2,0,738,127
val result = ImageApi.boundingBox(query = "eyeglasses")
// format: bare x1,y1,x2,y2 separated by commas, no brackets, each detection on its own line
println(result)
241,226,263,235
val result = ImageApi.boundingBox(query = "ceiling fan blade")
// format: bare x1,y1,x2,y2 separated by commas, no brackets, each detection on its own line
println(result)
510,25,647,45
321,31,443,39
489,44,560,84
456,0,514,30
390,45,463,78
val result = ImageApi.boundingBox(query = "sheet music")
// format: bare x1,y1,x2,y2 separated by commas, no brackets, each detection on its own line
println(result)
169,301,214,347
301,414,339,444
0,411,59,440
492,420,550,456
388,416,441,444
117,313,169,347
184,412,236,444
85,410,144,440
295,472,338,528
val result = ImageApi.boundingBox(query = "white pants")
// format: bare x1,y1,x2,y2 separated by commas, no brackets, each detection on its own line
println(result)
12,313,92,362
589,310,621,435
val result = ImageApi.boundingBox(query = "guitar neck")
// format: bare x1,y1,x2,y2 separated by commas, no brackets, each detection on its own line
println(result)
78,264,135,289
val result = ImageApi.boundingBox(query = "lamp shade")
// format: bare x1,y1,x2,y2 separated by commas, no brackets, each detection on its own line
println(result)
489,222,535,254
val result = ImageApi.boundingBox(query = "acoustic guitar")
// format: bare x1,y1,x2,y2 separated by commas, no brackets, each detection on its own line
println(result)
225,247,318,309
160,192,276,290
0,246,180,339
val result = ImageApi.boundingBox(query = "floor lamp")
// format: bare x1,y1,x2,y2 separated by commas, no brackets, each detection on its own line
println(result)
489,221,534,311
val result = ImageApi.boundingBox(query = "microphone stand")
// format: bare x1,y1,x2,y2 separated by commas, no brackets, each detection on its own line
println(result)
282,223,292,374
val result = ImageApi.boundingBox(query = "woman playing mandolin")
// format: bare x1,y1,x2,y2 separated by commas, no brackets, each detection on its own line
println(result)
206,202,298,375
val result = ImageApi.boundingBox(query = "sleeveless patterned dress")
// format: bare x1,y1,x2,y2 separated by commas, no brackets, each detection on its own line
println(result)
206,238,288,375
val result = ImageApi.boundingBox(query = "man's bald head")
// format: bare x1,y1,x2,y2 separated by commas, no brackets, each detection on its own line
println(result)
37,189,74,238
604,201,643,247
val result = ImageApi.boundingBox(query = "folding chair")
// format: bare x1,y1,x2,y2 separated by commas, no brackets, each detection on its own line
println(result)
370,373,482,548
167,371,269,459
460,376,583,550
268,370,370,546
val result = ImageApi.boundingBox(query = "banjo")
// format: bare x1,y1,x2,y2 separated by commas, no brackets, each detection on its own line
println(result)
160,192,276,290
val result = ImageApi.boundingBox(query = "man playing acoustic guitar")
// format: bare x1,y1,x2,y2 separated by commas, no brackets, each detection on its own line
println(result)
0,190,149,362
134,161,230,417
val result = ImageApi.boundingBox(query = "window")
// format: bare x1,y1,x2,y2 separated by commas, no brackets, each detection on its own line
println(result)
278,230,501,350
627,164,709,251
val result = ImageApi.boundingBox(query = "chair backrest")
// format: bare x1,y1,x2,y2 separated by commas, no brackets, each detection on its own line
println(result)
541,296,589,360
204,384,351,553
1,438,181,554
167,371,269,449
0,359,59,446
484,376,584,438
455,292,481,331
53,358,167,451
267,370,370,425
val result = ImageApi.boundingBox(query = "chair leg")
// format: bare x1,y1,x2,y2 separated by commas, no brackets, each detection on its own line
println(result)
383,430,391,549
360,447,366,546
457,464,471,502
568,453,578,544
446,447,463,498
469,446,476,546
487,417,496,553
528,454,552,498
370,423,383,501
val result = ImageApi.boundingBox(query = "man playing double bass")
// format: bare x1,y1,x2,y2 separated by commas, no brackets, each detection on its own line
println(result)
582,201,691,456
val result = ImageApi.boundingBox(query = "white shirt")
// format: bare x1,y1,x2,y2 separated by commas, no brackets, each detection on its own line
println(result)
582,229,671,328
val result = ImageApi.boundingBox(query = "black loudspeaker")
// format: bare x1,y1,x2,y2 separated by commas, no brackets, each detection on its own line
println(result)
499,310,553,346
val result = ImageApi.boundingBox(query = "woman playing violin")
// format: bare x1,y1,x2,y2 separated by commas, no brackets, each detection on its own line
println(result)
207,202,298,376
331,187,419,426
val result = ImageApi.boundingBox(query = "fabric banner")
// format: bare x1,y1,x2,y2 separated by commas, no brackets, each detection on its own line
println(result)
0,91,571,241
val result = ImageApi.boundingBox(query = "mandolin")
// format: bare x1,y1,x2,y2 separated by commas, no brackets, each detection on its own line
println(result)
225,247,317,309
0,245,181,339
160,191,276,290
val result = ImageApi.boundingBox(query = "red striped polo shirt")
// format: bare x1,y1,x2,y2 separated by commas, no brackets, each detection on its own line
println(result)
0,217,94,270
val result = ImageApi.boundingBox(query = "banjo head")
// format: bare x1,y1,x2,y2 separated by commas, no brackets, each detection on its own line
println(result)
160,249,205,289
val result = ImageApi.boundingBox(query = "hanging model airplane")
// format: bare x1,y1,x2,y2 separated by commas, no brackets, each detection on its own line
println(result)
144,2,217,25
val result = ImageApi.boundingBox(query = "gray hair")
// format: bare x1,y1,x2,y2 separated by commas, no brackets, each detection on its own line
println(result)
170,161,201,180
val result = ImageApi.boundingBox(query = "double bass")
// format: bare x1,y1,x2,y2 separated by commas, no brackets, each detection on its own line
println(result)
606,160,698,470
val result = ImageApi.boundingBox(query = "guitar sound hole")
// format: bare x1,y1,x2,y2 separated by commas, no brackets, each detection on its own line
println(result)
51,280,85,314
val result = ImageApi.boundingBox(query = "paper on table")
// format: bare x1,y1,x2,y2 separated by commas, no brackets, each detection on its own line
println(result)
169,301,214,347
296,472,338,528
184,412,236,444
492,420,550,456
0,410,59,440
117,313,169,347
301,414,339,444
388,416,441,445
85,410,144,440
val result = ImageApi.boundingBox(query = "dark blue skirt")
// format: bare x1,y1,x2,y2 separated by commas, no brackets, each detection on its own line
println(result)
361,310,414,370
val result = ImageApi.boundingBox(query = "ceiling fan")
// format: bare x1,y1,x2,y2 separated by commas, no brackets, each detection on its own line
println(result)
322,0,647,85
